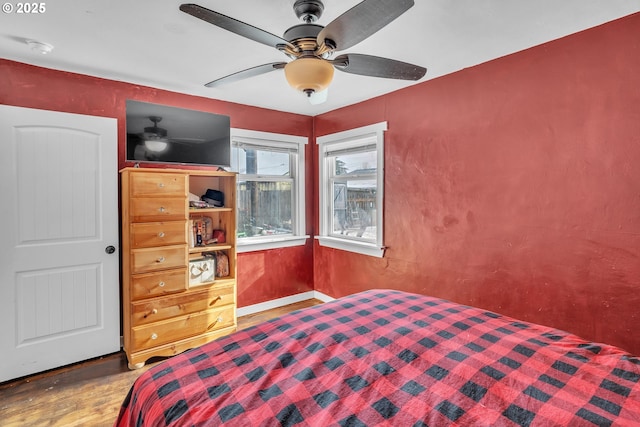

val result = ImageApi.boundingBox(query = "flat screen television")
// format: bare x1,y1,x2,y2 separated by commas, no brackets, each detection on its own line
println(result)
125,100,231,168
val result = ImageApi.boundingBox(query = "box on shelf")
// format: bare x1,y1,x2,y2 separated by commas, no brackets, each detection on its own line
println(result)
189,255,215,287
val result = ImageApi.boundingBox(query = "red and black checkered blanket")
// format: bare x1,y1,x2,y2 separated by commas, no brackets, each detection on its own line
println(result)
115,289,640,426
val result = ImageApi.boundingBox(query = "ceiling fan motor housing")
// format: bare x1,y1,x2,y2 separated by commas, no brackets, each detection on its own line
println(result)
283,23,323,43
144,116,167,138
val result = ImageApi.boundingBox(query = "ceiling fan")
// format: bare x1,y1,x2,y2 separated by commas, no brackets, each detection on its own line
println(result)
140,116,170,152
179,0,426,101
139,116,204,153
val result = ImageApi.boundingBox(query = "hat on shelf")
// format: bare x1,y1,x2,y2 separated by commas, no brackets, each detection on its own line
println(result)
202,189,224,207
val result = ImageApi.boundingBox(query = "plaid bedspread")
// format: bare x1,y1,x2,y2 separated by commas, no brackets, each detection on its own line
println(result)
115,289,640,426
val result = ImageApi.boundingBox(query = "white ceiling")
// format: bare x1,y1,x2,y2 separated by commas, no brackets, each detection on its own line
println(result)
1,0,639,116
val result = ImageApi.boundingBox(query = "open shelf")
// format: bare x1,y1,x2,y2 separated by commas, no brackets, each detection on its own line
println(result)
189,244,232,254
189,277,235,289
189,207,233,214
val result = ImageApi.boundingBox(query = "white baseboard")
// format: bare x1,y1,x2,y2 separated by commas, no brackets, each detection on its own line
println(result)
237,290,335,317
313,290,334,303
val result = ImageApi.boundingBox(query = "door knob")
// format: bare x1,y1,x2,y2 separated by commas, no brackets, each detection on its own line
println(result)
105,245,116,254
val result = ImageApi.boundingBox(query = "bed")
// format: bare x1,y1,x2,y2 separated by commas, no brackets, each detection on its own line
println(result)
115,289,640,426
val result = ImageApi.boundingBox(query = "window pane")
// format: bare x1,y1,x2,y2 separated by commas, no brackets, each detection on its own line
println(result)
334,150,377,176
331,179,376,242
237,180,293,237
232,147,290,176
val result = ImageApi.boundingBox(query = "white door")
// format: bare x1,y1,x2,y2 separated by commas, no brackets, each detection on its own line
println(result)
0,105,120,382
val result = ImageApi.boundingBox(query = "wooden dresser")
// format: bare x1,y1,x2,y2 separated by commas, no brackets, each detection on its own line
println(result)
120,167,237,369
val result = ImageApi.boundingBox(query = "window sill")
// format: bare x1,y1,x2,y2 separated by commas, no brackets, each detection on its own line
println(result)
237,235,309,253
315,236,385,258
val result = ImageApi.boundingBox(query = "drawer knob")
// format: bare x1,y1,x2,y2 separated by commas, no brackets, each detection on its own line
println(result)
159,207,166,213
207,317,224,330
158,232,165,238
158,183,165,188
144,308,158,318
151,333,158,340
156,257,165,263
209,295,222,306
158,281,165,288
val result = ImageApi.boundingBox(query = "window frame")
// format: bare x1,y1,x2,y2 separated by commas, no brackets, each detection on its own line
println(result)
316,122,386,258
230,128,309,253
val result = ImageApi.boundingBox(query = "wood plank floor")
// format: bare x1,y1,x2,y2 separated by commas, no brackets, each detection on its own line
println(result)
0,299,323,427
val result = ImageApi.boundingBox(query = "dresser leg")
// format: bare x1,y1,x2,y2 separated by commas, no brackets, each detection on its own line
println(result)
128,361,146,370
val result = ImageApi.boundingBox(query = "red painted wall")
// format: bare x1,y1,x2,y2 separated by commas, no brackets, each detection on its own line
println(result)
0,59,315,307
2,12,639,355
313,13,640,354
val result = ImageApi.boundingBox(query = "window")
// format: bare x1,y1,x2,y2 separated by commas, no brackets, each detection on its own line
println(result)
230,129,308,252
317,122,386,258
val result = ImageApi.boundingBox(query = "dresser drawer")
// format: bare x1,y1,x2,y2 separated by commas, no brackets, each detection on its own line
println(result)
131,221,187,248
131,245,187,274
130,197,187,222
131,284,235,326
131,268,187,300
129,172,187,197
131,306,235,351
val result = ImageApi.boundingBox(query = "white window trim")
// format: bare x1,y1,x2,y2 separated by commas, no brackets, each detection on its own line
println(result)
231,128,309,253
316,122,387,258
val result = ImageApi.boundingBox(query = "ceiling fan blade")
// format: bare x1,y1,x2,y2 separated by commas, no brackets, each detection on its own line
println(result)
180,4,294,50
205,62,286,88
318,0,414,51
331,54,426,80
